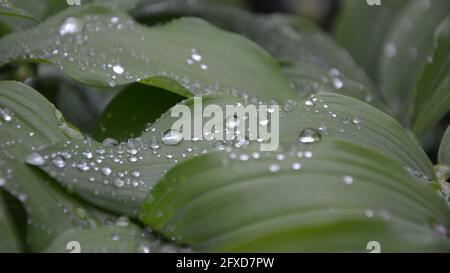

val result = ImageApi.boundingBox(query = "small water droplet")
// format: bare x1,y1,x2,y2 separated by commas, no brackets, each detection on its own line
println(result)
52,156,66,168
101,167,112,176
26,152,46,166
114,178,125,188
116,216,129,227
292,162,301,170
299,128,322,144
342,175,353,185
365,209,374,218
131,170,141,178
384,43,397,58
269,164,281,173
162,129,183,146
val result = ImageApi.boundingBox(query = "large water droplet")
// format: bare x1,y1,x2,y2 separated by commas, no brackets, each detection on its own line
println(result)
101,167,112,176
114,178,125,188
112,64,124,75
342,175,353,185
0,108,12,122
299,128,322,144
162,129,183,146
26,152,46,166
59,16,85,36
52,156,66,168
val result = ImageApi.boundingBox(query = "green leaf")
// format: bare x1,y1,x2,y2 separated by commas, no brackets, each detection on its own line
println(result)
378,0,450,117
439,125,450,165
0,81,113,251
0,0,39,22
412,16,450,136
334,0,408,83
140,140,450,252
132,0,375,100
34,95,246,218
0,189,22,252
35,91,435,219
93,84,183,142
0,4,296,102
279,93,436,181
44,221,190,253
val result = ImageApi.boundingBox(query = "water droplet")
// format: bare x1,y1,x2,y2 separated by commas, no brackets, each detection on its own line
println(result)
131,170,141,178
101,167,112,176
82,151,93,159
162,129,183,146
304,151,313,158
52,156,66,168
292,162,302,170
352,116,361,125
0,177,6,186
59,16,85,36
136,243,150,253
384,43,397,58
299,128,322,144
365,209,374,218
114,178,125,188
239,154,250,161
112,64,124,75
116,216,129,227
0,108,12,122
200,64,208,70
26,152,46,166
77,162,90,172
342,175,353,185
332,78,343,90
269,164,281,173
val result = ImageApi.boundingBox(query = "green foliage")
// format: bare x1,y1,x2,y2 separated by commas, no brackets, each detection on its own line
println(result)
0,0,449,253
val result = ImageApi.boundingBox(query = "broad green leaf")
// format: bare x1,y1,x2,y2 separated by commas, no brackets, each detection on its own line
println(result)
34,95,246,218
0,4,296,102
412,17,450,136
0,81,113,251
279,93,436,181
132,0,375,99
0,189,22,252
140,140,450,252
35,92,435,219
0,0,39,22
93,84,183,141
439,125,450,165
379,0,450,117
44,221,190,253
334,0,408,83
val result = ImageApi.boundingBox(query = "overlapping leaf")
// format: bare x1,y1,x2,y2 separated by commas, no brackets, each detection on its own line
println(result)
0,4,296,102
131,0,375,101
141,140,450,252
412,16,450,136
0,189,22,252
378,0,450,117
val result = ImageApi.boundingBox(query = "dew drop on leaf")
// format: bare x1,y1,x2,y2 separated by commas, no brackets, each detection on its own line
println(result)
26,152,46,166
162,129,183,146
52,156,66,168
59,17,85,36
299,128,322,144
